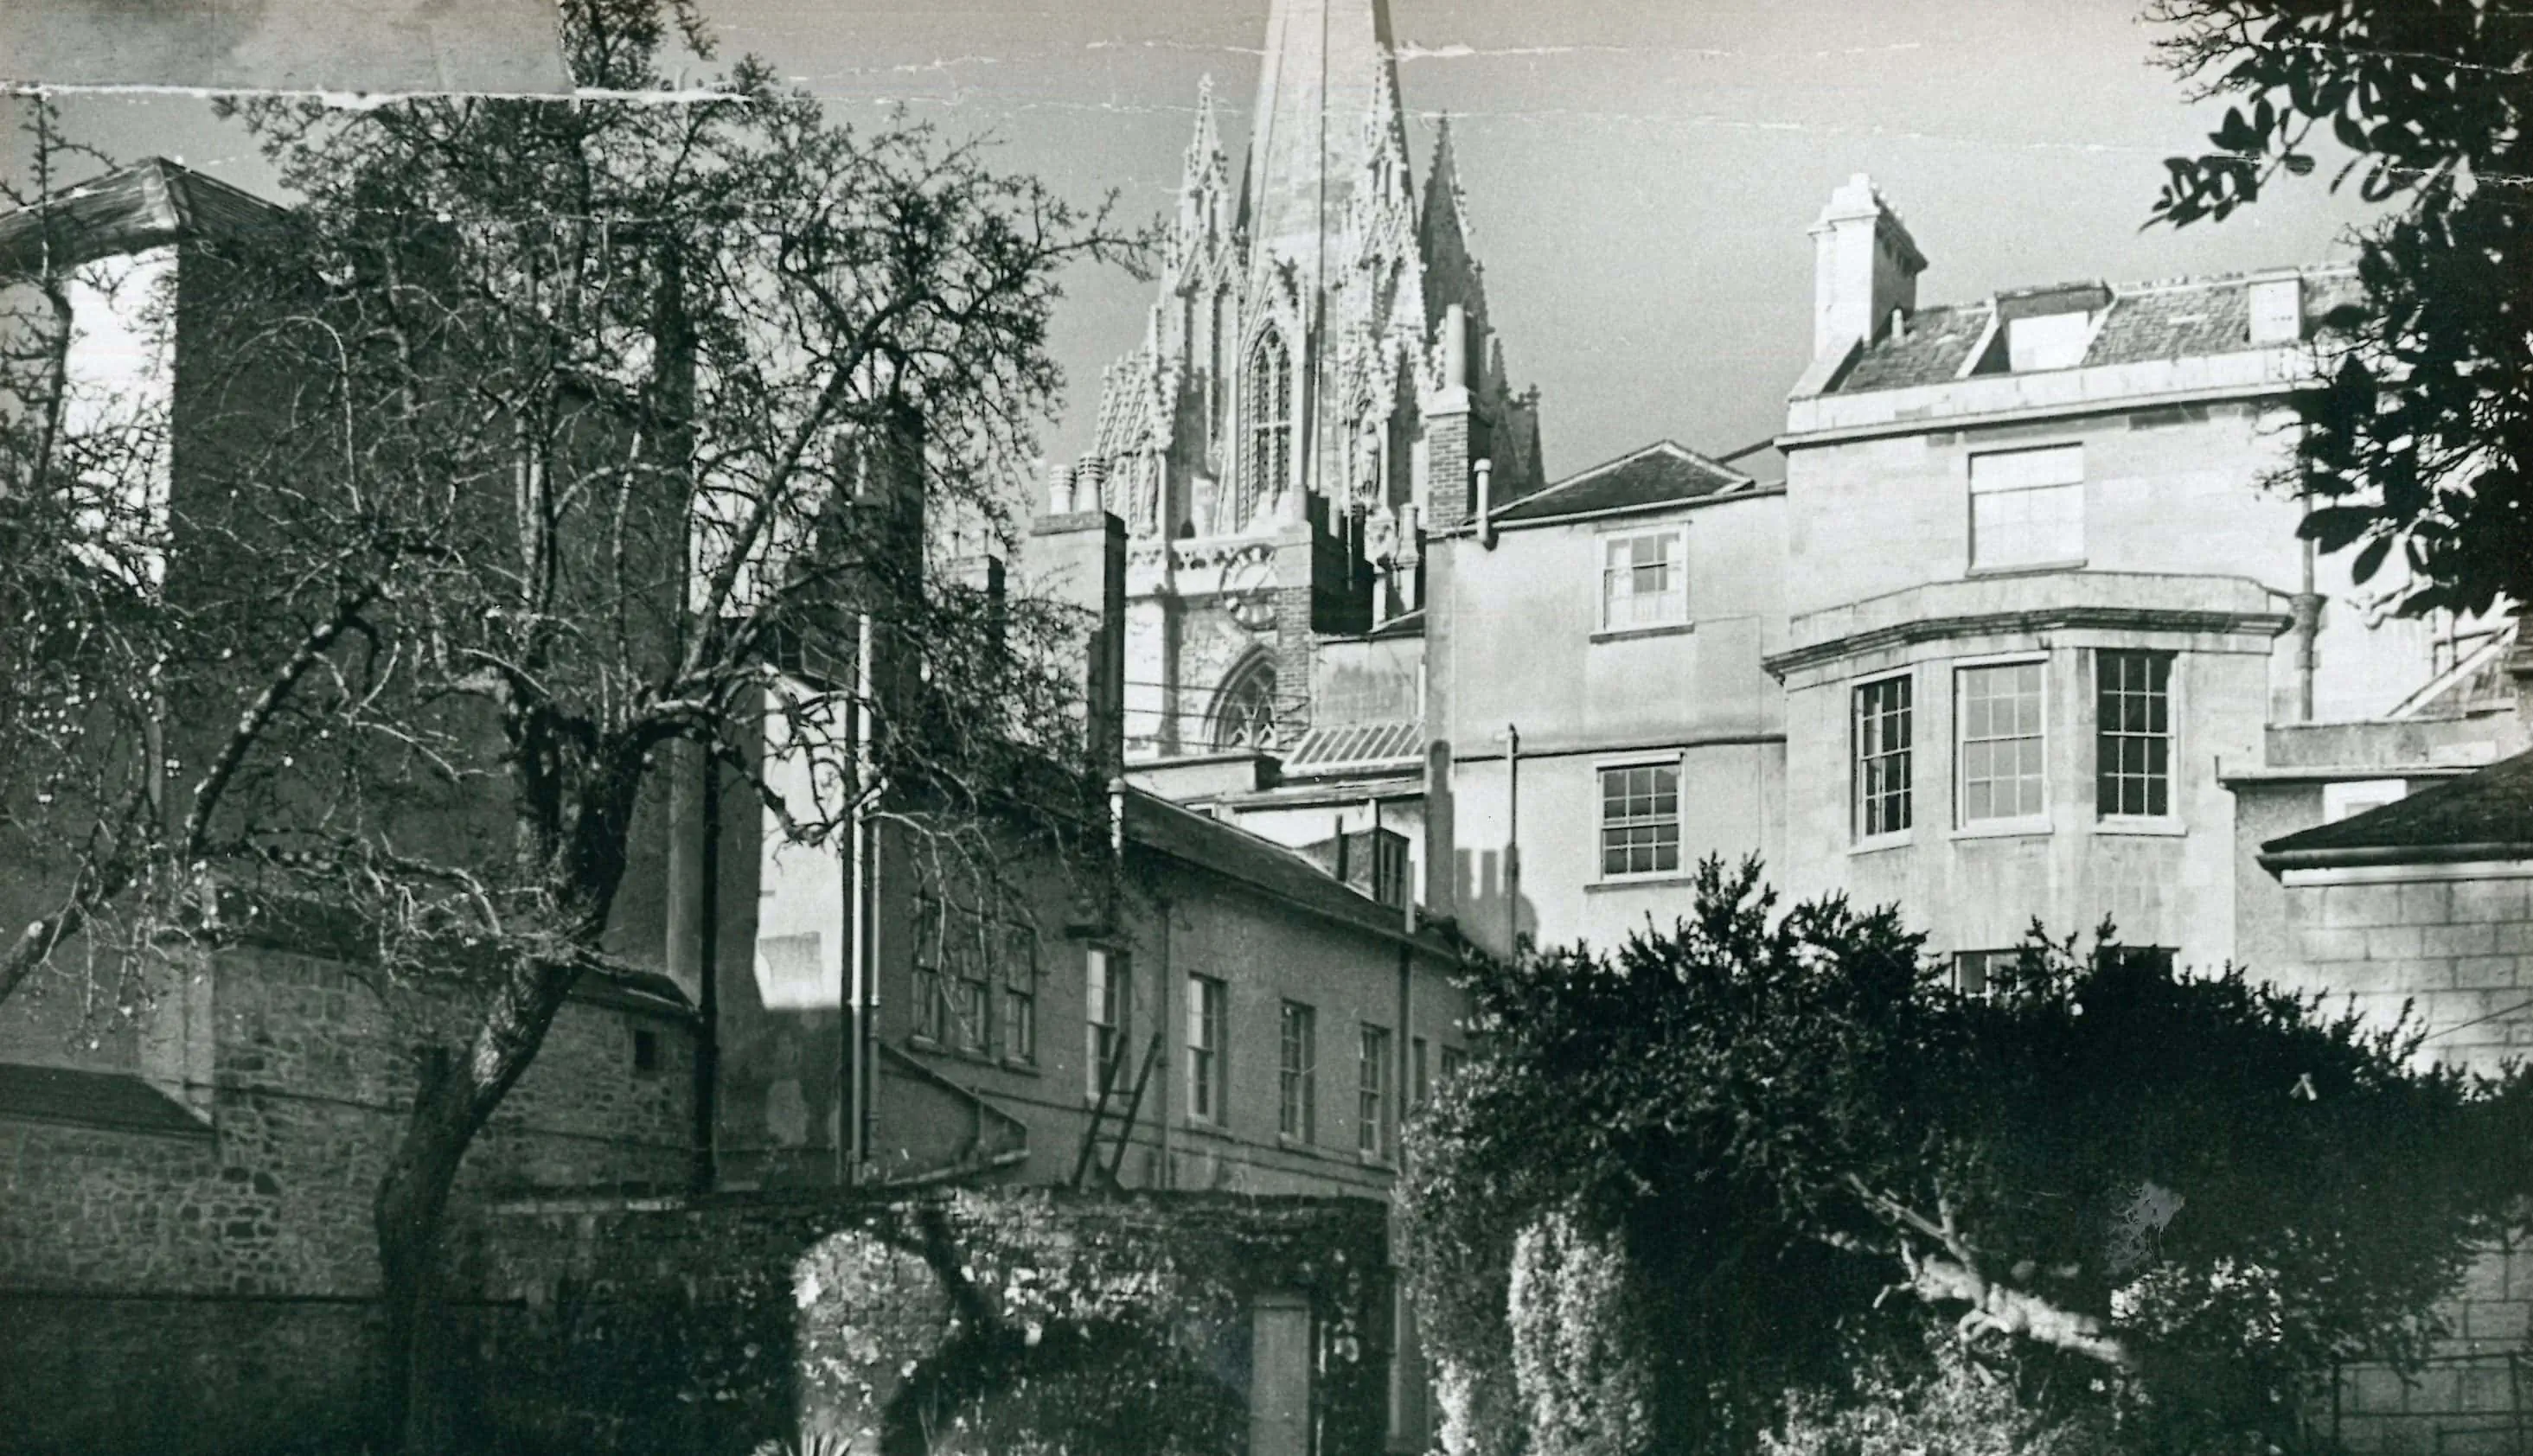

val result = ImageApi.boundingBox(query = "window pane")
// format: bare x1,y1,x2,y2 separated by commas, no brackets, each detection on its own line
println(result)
1853,675,1913,837
1958,663,2047,824
1602,530,1686,629
1970,444,2083,492
1359,1025,1391,1158
2096,650,2174,819
1279,1001,1315,1141
1087,950,1125,1096
1971,474,2085,572
1600,763,1682,875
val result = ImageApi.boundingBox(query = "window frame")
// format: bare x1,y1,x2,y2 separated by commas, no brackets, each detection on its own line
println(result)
1597,524,1690,633
1242,327,1292,527
1186,973,1228,1127
945,907,993,1057
1951,948,2011,999
1967,444,2086,573
2094,648,2177,824
1086,948,1129,1100
1954,655,2051,833
1597,758,1684,881
910,895,949,1044
1000,920,1039,1066
1277,999,1316,1144
1357,1023,1392,1162
1852,671,1916,844
1212,656,1281,752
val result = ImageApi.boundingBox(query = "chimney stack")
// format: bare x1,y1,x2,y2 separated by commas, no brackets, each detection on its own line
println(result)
1810,173,1927,361
1029,507,1129,776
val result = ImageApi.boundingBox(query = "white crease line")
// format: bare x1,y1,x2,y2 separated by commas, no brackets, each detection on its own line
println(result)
2,81,737,108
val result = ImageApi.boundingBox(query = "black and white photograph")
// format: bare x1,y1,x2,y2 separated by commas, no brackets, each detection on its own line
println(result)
1,2,2527,1453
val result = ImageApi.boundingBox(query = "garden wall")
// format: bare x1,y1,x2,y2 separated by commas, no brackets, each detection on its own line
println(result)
462,1185,1397,1456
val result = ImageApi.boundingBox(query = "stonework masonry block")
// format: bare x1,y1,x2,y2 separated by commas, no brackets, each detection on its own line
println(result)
2424,922,2504,959
2450,955,2525,990
2293,925,2373,966
2400,881,2458,926
2450,879,2533,923
2363,924,2429,961
2323,884,2411,930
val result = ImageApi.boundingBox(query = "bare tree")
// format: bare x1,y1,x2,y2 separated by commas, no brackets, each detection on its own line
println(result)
0,4,1138,1448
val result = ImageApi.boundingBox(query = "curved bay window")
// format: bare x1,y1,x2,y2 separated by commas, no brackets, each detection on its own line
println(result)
1240,328,1292,530
1212,658,1280,751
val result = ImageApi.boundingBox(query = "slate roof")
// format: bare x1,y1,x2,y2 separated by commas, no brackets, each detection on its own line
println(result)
0,1063,211,1139
2260,748,2533,868
0,156,288,276
1826,267,2366,395
1491,441,1756,525
1123,788,1450,952
1837,302,1995,393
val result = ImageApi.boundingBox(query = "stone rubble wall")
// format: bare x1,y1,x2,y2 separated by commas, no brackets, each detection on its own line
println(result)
0,937,696,1456
463,1185,1395,1456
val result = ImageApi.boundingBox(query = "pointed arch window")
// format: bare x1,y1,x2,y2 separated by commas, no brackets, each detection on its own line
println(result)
1242,328,1292,528
1212,657,1281,751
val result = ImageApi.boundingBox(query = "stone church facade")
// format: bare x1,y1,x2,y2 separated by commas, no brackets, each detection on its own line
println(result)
1049,0,1544,766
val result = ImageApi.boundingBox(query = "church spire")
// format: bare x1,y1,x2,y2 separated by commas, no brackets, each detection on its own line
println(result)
1241,0,1403,293
1169,73,1232,271
1418,113,1466,248
1417,112,1487,328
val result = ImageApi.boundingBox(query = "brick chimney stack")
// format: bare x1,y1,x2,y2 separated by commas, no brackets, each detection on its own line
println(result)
1810,173,1927,361
1422,303,1474,534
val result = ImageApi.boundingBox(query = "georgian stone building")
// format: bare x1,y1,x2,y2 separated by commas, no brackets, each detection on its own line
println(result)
1059,1,2500,986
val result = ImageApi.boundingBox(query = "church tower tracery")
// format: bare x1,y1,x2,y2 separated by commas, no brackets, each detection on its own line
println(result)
1049,0,1545,762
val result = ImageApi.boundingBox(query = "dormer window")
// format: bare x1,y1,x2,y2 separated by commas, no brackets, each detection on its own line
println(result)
1978,283,2112,375
2006,311,2093,372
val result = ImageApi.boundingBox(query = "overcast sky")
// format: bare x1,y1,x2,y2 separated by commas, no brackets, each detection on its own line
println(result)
10,0,2389,482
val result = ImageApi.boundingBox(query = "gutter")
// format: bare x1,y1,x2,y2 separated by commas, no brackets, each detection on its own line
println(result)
1131,833,1455,958
2216,763,2479,788
2258,842,2533,873
1776,375,2307,452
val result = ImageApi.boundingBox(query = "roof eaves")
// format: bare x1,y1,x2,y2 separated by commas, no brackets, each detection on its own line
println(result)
1124,791,1454,955
1494,479,1779,534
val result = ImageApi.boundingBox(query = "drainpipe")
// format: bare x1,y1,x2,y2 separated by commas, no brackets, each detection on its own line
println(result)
1155,891,1174,1190
845,611,879,1185
2291,526,2323,723
1474,459,1497,550
690,750,720,1193
1504,723,1521,955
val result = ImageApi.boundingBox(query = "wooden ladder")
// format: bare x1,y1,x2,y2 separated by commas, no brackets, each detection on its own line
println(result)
1071,1031,1162,1191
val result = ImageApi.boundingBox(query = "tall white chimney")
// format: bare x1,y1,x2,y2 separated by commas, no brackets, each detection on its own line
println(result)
1809,173,1928,361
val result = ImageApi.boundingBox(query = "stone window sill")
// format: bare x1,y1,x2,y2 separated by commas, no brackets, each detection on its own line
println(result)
2094,816,2187,838
1587,872,1696,893
1950,818,2053,842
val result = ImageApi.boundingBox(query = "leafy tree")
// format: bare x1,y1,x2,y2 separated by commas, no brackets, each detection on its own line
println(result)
2147,0,2533,618
1402,860,2533,1455
0,4,1132,1449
